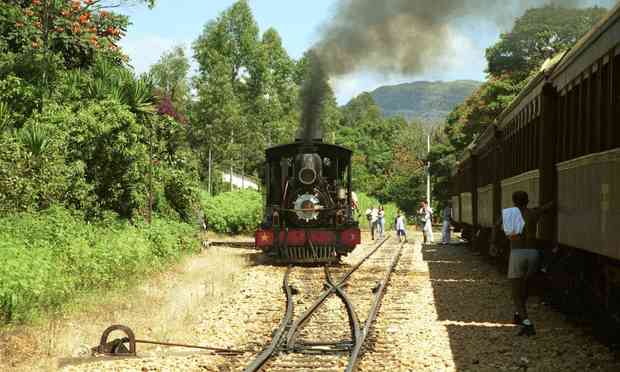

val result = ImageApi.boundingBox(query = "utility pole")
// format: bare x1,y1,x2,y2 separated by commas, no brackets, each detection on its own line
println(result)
241,156,245,189
208,146,212,196
230,129,234,192
427,134,431,207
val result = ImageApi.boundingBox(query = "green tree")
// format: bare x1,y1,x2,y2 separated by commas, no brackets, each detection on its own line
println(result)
486,6,607,81
192,0,302,178
433,5,607,207
149,45,191,110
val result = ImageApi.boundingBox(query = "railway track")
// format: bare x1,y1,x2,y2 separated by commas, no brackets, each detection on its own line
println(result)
243,236,410,372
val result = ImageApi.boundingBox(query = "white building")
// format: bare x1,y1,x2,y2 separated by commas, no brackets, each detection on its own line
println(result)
221,171,259,190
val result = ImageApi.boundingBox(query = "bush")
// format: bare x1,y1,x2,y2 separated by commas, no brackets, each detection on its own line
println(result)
200,189,262,234
0,206,197,323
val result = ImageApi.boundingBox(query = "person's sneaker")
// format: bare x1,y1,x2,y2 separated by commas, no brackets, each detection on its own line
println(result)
513,313,522,325
518,319,536,336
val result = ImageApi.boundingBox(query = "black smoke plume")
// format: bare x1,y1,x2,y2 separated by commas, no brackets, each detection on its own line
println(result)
300,0,614,140
299,50,329,143
315,0,613,76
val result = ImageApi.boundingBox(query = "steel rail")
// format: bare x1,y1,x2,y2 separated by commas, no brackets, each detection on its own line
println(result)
345,242,405,372
322,266,362,351
243,265,294,372
285,236,390,347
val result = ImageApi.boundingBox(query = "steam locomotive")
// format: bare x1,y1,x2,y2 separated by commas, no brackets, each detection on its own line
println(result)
254,134,361,263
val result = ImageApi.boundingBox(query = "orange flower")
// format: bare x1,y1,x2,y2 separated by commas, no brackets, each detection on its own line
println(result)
99,10,108,17
32,0,41,5
71,1,80,11
89,27,97,33
32,41,39,48
79,12,90,24
61,10,70,17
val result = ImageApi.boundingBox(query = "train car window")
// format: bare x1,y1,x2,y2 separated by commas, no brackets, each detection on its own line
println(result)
601,61,610,151
583,75,590,155
562,92,570,161
557,94,564,162
614,51,620,147
574,82,581,157
570,86,578,159
592,65,601,153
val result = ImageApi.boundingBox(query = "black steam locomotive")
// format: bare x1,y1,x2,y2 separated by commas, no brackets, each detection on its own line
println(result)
254,136,360,263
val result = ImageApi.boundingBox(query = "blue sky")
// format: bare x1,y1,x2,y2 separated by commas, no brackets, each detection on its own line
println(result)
118,0,613,104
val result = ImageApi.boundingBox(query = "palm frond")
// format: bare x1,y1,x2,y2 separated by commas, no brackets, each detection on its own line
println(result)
0,101,11,132
18,125,49,157
121,76,156,118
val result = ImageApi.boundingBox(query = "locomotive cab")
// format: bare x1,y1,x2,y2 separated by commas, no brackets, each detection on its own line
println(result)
255,140,360,263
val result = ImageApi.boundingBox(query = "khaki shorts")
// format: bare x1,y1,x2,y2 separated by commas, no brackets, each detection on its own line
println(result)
508,249,539,279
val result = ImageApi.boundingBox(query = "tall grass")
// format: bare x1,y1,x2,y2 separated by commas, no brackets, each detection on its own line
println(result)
0,206,197,324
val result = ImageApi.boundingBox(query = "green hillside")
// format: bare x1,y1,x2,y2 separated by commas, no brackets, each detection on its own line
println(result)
369,80,482,125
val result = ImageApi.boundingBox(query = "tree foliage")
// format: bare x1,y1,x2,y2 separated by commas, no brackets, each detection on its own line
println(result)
191,0,300,176
486,6,607,81
430,5,607,209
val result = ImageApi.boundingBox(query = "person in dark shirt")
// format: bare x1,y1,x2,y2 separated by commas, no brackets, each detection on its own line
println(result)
493,191,554,336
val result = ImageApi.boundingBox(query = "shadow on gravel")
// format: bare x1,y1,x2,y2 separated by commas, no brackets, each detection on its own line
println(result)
422,242,517,371
423,242,620,372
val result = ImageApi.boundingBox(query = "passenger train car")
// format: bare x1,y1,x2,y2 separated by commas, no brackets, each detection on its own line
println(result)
451,3,620,329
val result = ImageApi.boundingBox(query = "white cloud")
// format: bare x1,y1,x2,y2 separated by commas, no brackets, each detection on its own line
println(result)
119,35,195,75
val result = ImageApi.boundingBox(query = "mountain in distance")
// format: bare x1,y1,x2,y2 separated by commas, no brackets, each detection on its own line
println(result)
369,80,482,125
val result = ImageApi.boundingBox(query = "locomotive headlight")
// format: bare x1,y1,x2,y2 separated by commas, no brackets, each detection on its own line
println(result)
299,167,317,185
294,194,321,222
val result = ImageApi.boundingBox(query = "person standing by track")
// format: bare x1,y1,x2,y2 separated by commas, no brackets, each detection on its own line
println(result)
418,201,434,244
377,205,385,239
366,206,379,240
441,202,452,245
395,211,407,243
493,191,554,336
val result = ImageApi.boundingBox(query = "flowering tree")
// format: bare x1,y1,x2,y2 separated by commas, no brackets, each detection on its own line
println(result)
2,0,131,68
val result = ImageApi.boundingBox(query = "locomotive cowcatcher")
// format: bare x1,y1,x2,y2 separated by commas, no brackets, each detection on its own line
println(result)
255,138,361,263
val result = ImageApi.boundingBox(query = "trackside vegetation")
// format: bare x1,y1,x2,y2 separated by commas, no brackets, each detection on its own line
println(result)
0,207,196,323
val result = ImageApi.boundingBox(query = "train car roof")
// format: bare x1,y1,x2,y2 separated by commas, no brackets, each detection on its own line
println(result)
496,51,565,129
551,2,620,91
265,141,353,162
473,124,498,155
